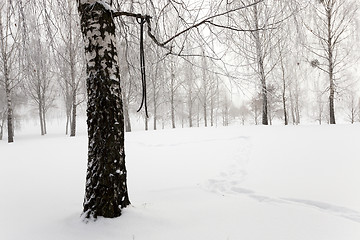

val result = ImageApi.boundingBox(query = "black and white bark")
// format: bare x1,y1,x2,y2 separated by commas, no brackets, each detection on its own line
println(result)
170,64,176,129
252,4,268,125
0,3,20,143
0,110,5,140
77,0,130,219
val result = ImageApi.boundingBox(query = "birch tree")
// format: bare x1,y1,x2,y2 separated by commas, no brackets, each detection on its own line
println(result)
24,8,55,136
77,0,130,219
0,1,21,143
307,0,358,124
76,0,265,220
53,0,86,136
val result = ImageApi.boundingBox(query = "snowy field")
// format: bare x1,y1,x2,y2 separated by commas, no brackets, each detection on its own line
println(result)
1,121,360,240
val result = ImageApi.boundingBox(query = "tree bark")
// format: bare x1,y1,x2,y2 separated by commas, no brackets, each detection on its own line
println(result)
5,84,14,143
70,95,77,137
123,101,132,132
145,113,148,131
69,6,78,137
38,101,45,136
188,84,193,128
153,89,157,130
170,68,176,129
0,124,3,141
66,105,71,135
203,103,207,127
42,104,47,135
253,4,268,125
210,96,214,127
77,0,130,219
280,58,288,125
327,6,336,124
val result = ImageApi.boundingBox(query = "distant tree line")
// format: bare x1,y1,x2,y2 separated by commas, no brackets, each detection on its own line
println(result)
1,0,360,144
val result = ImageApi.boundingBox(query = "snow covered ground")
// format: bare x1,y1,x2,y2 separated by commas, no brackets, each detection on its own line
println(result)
1,121,360,240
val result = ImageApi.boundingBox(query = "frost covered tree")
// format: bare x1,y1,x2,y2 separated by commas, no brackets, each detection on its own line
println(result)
76,0,268,219
307,0,358,124
24,16,56,136
224,0,285,125
0,1,21,143
53,0,86,136
77,0,130,219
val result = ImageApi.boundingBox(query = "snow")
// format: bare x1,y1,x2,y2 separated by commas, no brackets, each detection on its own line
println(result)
1,121,360,239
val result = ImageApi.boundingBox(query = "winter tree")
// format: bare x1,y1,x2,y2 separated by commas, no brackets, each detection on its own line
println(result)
307,0,358,124
52,0,86,136
76,0,269,219
0,1,22,143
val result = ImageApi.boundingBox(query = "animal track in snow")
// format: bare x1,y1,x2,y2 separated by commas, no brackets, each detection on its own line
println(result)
203,136,360,224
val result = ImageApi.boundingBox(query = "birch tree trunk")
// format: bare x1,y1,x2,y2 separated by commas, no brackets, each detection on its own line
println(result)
5,84,14,142
38,101,45,135
326,6,336,124
279,52,288,125
170,66,176,129
77,0,130,219
0,117,4,140
69,40,77,137
253,4,268,125
0,13,14,143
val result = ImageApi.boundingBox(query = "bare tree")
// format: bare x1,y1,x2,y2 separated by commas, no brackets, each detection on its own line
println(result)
344,90,359,124
23,9,56,136
52,0,86,136
0,1,22,143
76,0,268,220
307,0,358,124
179,57,198,128
197,49,218,127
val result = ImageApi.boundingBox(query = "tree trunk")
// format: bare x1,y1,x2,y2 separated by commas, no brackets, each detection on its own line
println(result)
70,6,78,137
210,96,214,127
171,97,175,128
282,91,288,125
289,90,296,124
188,88,193,127
268,103,272,125
66,112,70,135
42,105,47,135
39,101,45,136
203,102,207,127
253,4,268,125
153,97,157,130
70,96,77,137
0,12,14,143
295,90,300,125
197,103,200,127
280,52,288,125
326,4,336,124
0,114,4,140
0,123,3,141
153,78,157,130
4,62,14,143
145,114,148,131
6,87,14,143
170,70,176,129
329,84,336,124
123,101,132,132
78,1,130,219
